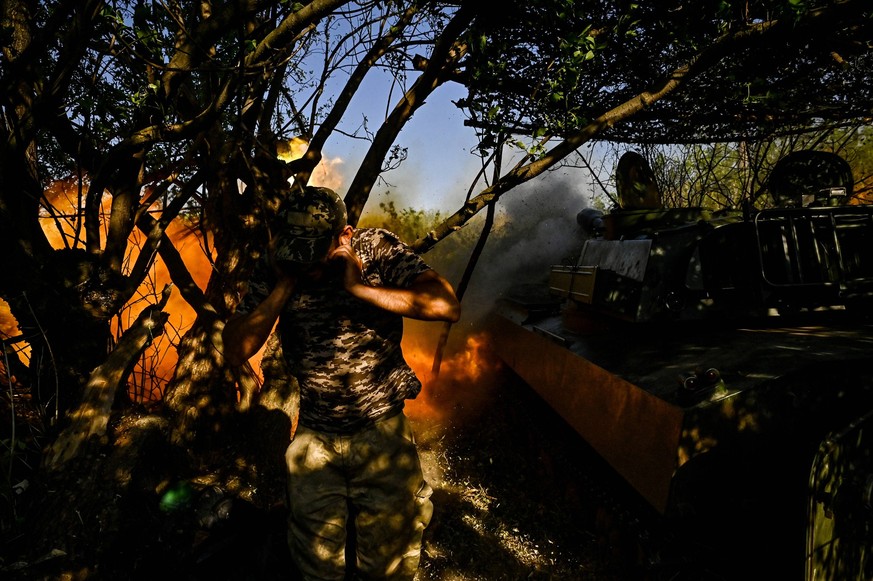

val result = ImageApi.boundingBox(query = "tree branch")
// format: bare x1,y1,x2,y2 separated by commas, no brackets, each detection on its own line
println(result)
45,285,172,470
137,213,217,321
344,5,474,224
410,5,829,253
125,169,207,291
296,4,421,186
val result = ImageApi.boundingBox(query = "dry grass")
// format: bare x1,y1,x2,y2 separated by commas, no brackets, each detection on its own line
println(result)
411,371,647,581
0,368,662,581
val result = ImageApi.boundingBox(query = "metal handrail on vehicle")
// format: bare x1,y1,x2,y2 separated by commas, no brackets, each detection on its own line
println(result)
753,205,873,292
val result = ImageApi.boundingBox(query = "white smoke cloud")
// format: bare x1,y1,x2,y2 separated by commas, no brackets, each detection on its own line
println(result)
423,168,594,330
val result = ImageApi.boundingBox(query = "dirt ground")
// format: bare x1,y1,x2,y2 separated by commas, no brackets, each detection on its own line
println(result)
411,369,657,581
0,355,716,581
5,321,864,580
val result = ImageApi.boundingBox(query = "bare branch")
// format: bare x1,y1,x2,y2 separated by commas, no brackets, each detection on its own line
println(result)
45,285,172,469
296,4,421,186
345,5,474,223
410,9,807,253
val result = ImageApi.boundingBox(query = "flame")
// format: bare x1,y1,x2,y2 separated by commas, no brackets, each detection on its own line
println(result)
1,155,491,424
1,144,345,402
0,178,87,368
402,330,504,425
0,301,18,340
2,193,500,424
0,300,24,385
276,137,309,163
277,137,345,192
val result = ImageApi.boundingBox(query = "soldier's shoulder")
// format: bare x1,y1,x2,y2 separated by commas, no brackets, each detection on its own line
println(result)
358,227,407,245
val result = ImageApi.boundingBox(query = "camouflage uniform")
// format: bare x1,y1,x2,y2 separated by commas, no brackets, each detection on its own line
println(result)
238,227,434,581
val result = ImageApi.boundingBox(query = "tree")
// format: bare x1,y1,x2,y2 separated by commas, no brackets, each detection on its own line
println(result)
0,0,481,568
410,0,873,253
598,124,873,212
1,0,871,575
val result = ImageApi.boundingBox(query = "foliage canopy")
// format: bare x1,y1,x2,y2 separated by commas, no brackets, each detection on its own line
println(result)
463,0,873,146
1,0,872,573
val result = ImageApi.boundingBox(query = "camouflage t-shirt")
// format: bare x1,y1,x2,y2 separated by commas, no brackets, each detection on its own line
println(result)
237,228,432,433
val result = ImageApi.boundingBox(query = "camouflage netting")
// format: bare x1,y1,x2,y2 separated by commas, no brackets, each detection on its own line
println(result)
463,0,873,145
600,29,873,144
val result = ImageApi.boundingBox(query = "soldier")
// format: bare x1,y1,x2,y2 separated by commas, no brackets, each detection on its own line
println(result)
222,185,460,581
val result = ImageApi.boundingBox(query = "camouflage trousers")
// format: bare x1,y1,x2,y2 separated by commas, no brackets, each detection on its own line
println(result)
285,411,434,581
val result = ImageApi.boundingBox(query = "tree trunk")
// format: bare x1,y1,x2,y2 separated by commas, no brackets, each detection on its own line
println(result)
163,315,237,448
12,287,174,572
45,286,172,469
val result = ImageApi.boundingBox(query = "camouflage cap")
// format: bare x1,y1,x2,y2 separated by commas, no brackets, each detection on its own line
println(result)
273,186,348,265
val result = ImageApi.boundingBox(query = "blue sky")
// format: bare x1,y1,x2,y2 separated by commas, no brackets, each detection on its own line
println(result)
322,74,609,223
314,71,607,326
323,75,486,213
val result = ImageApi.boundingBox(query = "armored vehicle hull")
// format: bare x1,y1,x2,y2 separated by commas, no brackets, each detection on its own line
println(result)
485,151,873,579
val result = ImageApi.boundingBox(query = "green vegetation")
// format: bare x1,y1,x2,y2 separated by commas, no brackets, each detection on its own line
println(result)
1,1,871,576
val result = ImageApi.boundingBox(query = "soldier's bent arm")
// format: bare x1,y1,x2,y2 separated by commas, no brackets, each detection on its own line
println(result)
348,269,461,322
222,275,296,366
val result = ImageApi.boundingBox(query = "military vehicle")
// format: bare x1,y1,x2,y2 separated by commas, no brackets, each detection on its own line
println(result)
485,150,873,579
